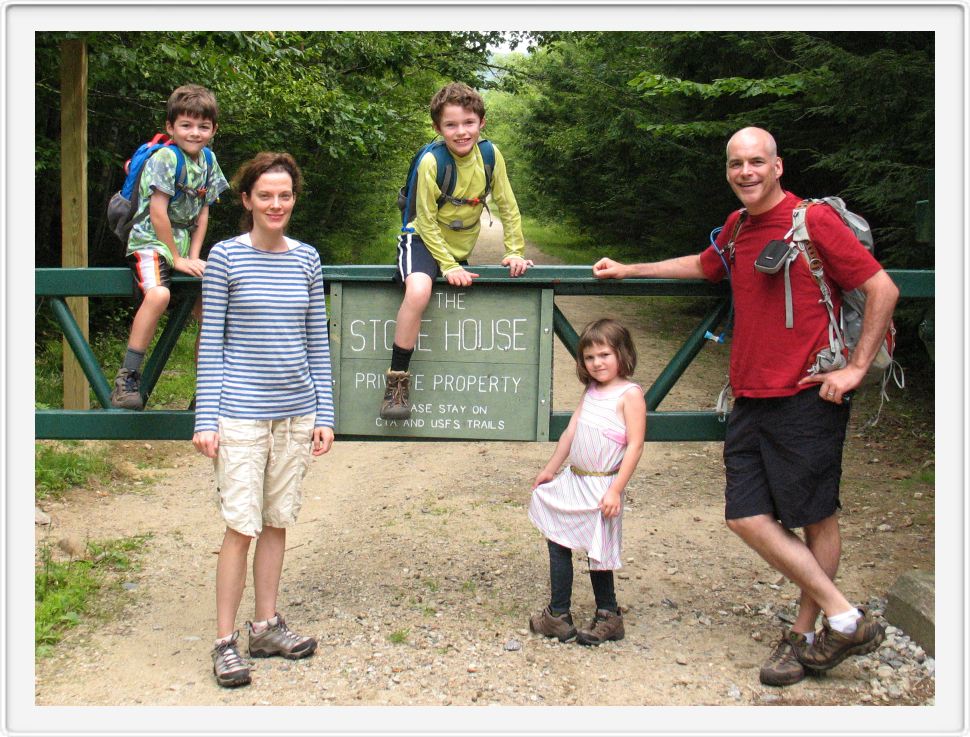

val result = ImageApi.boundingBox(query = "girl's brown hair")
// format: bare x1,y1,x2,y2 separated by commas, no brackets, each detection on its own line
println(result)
575,318,638,385
231,152,303,232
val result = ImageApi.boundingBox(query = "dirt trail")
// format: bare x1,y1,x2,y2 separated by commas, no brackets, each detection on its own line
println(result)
34,218,935,707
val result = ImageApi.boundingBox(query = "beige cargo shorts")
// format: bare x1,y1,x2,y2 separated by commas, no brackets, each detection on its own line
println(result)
214,414,315,537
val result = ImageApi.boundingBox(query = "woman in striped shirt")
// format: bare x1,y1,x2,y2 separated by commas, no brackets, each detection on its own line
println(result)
192,152,335,688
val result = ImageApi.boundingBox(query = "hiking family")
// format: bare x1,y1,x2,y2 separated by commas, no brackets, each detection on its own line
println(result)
110,82,899,691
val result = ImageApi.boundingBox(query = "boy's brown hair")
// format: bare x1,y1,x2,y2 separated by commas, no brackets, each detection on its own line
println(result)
575,318,638,385
166,84,219,125
231,152,303,231
430,82,486,126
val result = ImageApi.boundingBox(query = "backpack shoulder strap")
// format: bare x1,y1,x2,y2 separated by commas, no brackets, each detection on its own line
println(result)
430,140,456,202
790,199,844,346
790,198,814,245
169,144,187,202
201,147,214,189
724,208,747,262
477,139,495,196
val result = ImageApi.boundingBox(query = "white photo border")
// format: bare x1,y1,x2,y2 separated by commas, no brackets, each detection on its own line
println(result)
4,2,966,735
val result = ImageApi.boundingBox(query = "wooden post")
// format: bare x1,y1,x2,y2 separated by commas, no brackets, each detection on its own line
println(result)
60,40,89,409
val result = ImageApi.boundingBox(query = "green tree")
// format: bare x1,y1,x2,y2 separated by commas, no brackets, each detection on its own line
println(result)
493,32,933,268
36,31,504,269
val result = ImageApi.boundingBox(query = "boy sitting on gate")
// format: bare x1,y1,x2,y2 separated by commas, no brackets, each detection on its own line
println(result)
381,81,533,420
110,84,230,410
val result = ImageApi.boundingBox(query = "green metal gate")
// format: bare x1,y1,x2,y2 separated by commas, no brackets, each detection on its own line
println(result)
35,266,934,441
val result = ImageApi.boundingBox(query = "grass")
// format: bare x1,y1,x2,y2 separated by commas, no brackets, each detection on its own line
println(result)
35,441,118,500
520,214,602,266
35,312,200,410
35,534,152,657
387,628,410,645
326,222,398,267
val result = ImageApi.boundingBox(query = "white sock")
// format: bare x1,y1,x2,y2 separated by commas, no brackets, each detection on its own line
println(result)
214,633,233,647
796,630,815,645
251,615,278,634
827,608,860,634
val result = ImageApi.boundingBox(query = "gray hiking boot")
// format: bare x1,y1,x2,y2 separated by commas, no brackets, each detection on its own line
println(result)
247,613,317,660
528,605,577,642
211,631,251,688
110,368,144,410
760,630,808,686
576,608,625,646
380,370,412,420
796,607,885,671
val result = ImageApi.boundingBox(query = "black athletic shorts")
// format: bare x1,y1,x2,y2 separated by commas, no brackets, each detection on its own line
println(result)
394,232,466,286
723,387,850,529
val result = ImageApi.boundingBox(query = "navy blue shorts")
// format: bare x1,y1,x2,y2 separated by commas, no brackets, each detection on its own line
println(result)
394,232,466,286
723,388,850,529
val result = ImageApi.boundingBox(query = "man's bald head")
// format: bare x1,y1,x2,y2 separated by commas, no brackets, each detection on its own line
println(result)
726,127,778,159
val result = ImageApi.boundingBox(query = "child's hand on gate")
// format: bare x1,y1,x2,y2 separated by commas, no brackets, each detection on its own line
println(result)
599,488,622,519
502,256,534,277
444,267,479,287
174,256,206,277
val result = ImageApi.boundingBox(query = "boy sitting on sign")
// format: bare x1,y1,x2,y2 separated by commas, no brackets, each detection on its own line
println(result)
381,81,533,420
109,84,230,410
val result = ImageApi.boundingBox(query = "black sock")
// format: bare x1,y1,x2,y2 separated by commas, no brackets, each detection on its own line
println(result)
123,347,146,373
390,343,414,372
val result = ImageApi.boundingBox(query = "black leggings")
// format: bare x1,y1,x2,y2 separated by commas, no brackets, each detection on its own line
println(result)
546,539,617,614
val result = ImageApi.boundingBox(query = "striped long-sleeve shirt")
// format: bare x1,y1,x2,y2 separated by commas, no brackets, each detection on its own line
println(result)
193,233,335,433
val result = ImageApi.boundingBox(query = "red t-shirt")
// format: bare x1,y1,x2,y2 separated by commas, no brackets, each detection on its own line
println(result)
699,191,882,398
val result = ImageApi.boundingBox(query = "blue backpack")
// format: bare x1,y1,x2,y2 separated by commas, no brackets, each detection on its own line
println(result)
397,138,495,233
107,133,214,245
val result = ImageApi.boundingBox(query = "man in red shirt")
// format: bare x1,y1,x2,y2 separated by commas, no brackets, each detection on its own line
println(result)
593,127,899,687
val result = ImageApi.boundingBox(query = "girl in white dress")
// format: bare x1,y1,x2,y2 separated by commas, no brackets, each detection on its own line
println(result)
528,318,646,645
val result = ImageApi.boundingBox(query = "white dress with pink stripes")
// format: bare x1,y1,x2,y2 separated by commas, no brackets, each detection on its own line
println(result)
528,381,641,571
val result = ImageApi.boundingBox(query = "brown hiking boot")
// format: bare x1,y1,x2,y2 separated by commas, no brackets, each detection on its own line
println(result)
528,606,577,642
576,608,624,646
380,370,412,420
247,613,317,660
109,368,144,410
759,630,808,686
796,607,885,671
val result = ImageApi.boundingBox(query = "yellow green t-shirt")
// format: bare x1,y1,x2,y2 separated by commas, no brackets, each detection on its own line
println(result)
408,142,525,274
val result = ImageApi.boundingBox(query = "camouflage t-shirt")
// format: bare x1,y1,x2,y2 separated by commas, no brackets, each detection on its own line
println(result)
126,146,230,263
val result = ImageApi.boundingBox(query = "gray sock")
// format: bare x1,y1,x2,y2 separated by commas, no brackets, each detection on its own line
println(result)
122,347,145,372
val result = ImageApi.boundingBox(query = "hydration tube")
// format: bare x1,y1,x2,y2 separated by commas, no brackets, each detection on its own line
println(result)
704,225,732,344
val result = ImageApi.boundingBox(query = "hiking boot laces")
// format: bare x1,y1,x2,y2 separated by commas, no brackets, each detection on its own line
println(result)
215,634,247,672
392,377,408,404
388,376,409,406
766,634,794,665
122,371,141,393
272,615,309,649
